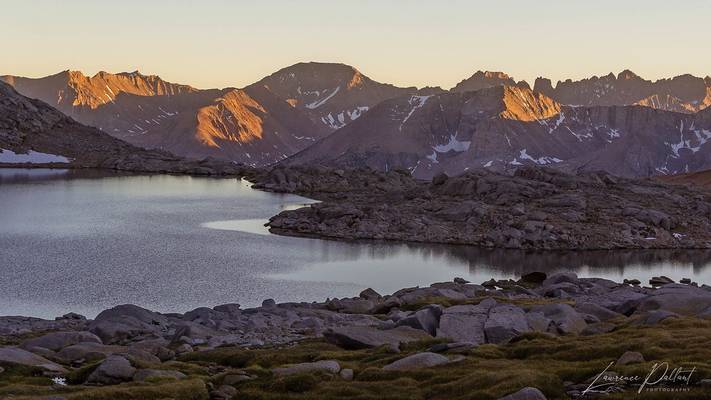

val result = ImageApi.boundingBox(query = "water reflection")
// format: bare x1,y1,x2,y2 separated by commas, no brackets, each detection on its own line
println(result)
267,240,711,294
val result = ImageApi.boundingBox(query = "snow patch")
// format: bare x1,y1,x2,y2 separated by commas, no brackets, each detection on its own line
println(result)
0,149,71,164
306,86,340,109
399,95,431,131
518,149,563,165
433,134,470,153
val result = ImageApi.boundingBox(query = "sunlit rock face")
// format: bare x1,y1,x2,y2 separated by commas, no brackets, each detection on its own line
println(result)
0,70,329,166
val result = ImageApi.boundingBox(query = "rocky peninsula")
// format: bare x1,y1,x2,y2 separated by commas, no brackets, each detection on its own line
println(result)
253,165,711,250
1,273,711,399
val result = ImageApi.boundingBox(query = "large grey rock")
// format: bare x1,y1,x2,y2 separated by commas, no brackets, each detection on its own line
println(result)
542,272,578,287
133,369,187,381
326,298,375,314
272,360,341,376
575,302,624,322
88,304,169,344
436,299,496,345
382,352,450,371
632,284,711,316
55,342,125,363
498,387,547,400
531,303,586,335
0,347,67,373
396,305,442,335
86,355,136,385
21,331,102,352
324,325,431,350
359,288,382,301
525,312,553,332
484,304,530,344
615,351,644,366
639,310,680,325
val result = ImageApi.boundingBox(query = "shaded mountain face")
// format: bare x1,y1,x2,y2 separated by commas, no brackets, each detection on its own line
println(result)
249,62,433,130
0,81,239,174
534,71,711,113
283,86,711,179
1,70,328,166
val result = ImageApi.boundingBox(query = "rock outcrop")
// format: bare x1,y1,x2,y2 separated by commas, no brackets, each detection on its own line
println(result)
258,165,711,250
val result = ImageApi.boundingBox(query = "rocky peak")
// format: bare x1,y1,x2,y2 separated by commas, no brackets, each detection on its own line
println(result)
451,70,522,93
252,62,416,130
533,77,554,96
617,69,641,81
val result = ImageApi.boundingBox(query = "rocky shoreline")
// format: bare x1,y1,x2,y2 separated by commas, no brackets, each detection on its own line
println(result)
253,165,711,250
2,273,711,399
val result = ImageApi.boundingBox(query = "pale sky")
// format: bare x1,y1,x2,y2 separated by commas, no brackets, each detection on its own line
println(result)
3,0,710,90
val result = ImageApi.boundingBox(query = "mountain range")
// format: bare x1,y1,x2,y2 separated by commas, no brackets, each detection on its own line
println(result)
2,63,710,177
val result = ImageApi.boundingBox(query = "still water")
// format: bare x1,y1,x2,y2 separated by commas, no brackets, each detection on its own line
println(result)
1,168,710,319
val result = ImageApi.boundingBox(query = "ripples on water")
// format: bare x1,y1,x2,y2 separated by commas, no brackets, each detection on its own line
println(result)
1,168,710,319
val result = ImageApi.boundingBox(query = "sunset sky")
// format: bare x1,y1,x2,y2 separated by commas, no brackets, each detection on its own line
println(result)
3,0,710,89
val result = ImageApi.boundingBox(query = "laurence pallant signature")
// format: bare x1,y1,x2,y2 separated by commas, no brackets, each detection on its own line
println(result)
583,361,696,395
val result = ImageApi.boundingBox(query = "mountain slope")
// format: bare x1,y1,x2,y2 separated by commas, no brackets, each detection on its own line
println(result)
0,81,239,174
283,86,711,179
1,70,328,166
249,62,433,130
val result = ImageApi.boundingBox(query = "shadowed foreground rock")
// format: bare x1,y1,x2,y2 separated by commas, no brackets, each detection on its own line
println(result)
255,165,711,250
1,272,711,398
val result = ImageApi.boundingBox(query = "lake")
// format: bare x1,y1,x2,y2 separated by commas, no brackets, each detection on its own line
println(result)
1,168,710,319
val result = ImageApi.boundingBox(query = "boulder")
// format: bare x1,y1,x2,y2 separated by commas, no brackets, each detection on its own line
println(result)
340,368,354,380
525,312,553,332
498,387,547,400
223,373,254,385
55,342,125,363
639,310,680,325
272,360,341,376
213,303,242,315
326,298,375,314
542,272,578,287
396,305,442,335
632,284,711,316
88,304,169,344
436,299,496,345
519,272,547,286
86,355,136,385
359,288,382,301
484,304,530,344
324,325,431,350
133,369,186,381
382,352,450,371
21,331,102,352
129,339,175,362
649,276,675,286
615,351,644,366
0,347,67,373
57,312,86,320
575,302,624,322
530,303,586,335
